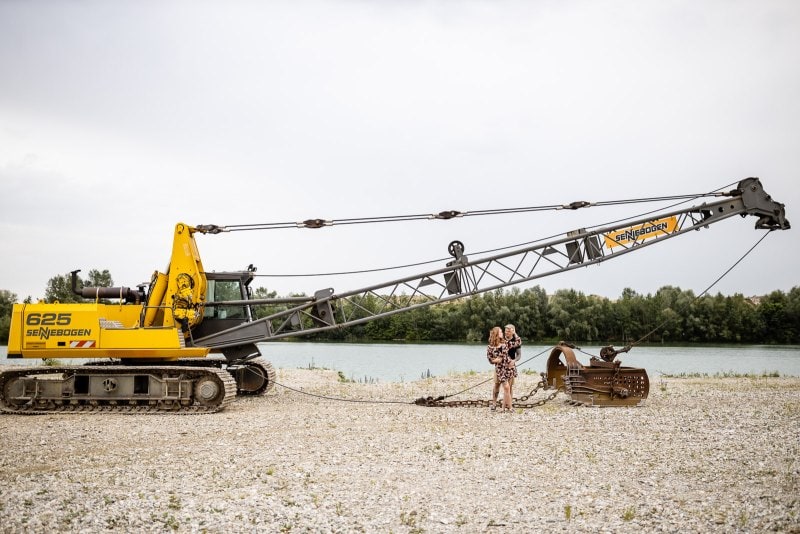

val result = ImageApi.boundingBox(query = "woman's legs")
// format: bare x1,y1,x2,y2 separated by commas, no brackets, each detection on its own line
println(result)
491,372,500,410
501,380,512,410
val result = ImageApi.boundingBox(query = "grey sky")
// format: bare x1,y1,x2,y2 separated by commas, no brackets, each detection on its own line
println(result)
1,0,797,302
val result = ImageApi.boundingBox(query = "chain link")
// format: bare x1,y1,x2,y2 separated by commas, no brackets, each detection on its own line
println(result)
414,378,561,408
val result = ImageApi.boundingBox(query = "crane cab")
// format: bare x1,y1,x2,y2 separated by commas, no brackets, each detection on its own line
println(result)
191,270,256,340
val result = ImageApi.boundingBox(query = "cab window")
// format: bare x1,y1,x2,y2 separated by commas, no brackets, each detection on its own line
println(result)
204,280,246,319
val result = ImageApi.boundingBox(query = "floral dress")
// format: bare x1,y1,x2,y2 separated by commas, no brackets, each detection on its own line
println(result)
487,343,517,383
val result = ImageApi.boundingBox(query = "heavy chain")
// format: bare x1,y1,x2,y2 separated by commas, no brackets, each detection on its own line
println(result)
414,378,560,408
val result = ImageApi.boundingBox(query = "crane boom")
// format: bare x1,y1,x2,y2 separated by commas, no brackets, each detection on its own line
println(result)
193,177,789,347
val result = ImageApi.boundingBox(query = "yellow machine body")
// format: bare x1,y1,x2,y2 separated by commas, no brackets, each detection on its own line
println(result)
7,302,208,360
6,222,213,361
157,222,208,329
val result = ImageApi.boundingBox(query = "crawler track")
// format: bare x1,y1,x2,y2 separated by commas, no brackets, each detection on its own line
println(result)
0,365,237,415
139,356,277,396
232,357,276,396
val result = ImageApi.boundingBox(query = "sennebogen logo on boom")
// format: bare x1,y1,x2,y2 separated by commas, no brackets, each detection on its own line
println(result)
604,216,678,248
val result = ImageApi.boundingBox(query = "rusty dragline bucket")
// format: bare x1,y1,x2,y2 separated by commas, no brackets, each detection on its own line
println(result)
544,342,649,407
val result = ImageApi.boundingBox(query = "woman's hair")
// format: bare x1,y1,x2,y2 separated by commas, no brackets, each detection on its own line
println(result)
488,326,503,346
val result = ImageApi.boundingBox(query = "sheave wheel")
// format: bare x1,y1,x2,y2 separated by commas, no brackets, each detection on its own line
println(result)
448,240,465,258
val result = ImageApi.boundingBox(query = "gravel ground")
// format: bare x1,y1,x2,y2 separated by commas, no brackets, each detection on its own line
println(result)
1,369,798,533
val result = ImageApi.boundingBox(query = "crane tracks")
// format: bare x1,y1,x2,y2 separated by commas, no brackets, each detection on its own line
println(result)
148,356,277,396
0,365,237,415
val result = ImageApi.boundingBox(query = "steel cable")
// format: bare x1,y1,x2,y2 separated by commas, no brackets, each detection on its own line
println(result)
626,230,773,349
223,188,732,232
271,379,414,405
573,229,773,359
252,182,738,278
268,346,553,406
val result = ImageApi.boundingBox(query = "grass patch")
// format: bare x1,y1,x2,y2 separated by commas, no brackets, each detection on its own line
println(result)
659,370,781,378
622,506,635,521
302,358,330,371
337,371,352,383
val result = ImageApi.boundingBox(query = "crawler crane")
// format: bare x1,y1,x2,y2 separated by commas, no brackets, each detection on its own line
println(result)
1,178,789,412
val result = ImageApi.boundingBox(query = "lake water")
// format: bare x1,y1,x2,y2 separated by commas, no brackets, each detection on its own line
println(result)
2,342,799,382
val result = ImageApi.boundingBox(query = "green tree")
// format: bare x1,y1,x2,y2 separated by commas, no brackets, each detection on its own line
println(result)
86,269,114,288
614,288,649,343
0,289,18,344
45,273,83,303
0,289,16,318
587,295,615,342
234,284,800,345
462,292,492,342
759,290,798,343
547,289,601,342
44,270,114,303
711,292,758,343
250,286,299,323
785,287,800,343
651,286,691,342
515,286,549,340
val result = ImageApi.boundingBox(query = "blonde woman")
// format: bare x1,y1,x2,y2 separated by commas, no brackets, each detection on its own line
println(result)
486,326,516,412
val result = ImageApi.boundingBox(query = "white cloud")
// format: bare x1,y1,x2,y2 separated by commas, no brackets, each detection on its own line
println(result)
0,0,797,302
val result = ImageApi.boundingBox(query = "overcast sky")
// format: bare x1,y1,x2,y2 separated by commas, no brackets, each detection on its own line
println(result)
1,0,797,303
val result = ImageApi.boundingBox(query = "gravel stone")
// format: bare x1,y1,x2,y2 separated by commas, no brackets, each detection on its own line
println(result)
0,369,798,533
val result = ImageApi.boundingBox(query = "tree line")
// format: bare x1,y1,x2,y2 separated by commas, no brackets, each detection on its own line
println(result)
1,270,798,345
269,285,799,345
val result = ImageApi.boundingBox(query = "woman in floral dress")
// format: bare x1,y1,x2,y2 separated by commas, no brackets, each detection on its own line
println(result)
487,326,517,412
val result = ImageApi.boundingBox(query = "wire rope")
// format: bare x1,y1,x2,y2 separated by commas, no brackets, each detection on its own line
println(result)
573,230,773,359
432,346,552,400
223,187,733,232
270,346,553,405
626,230,773,348
251,182,738,278
271,379,414,405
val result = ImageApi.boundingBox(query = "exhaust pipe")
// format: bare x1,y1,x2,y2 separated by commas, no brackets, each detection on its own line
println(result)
70,269,144,304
